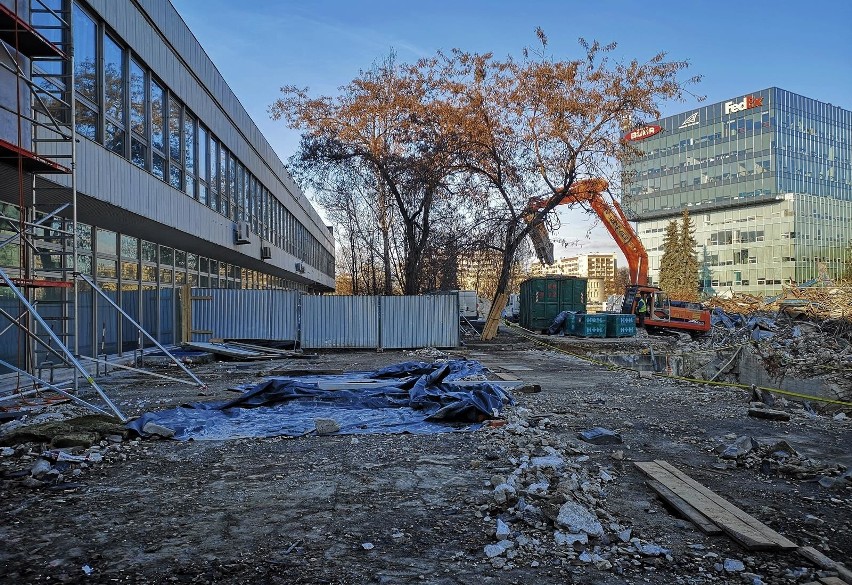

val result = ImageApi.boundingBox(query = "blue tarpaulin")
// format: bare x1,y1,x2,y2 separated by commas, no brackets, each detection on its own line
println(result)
711,308,779,340
127,360,514,440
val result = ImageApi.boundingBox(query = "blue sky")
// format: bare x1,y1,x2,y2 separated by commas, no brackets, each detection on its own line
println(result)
172,0,852,263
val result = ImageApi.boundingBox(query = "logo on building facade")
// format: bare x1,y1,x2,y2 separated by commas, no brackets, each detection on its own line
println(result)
625,125,662,141
724,95,764,115
678,112,699,128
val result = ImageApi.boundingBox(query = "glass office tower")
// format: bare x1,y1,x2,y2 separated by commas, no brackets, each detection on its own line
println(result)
622,88,852,294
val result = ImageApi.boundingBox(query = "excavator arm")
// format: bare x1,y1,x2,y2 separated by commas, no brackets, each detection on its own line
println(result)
525,178,649,285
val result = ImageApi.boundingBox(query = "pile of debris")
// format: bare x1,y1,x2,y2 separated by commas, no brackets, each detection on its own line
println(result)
714,434,851,486
475,407,673,575
693,307,851,402
706,283,852,321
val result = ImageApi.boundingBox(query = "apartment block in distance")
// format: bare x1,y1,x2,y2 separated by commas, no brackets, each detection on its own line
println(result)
529,253,618,308
622,88,851,295
0,0,334,372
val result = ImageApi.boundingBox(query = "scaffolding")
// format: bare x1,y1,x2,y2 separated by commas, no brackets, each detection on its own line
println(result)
0,0,205,421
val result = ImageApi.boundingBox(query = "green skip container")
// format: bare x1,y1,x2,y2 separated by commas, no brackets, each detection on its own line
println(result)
605,313,637,338
519,276,587,332
571,313,607,338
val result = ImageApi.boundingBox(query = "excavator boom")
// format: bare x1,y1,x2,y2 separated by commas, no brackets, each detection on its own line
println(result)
524,178,710,334
526,179,648,285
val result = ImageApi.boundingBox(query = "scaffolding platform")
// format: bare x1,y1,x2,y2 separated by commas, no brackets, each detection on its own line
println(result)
0,4,66,58
0,138,69,174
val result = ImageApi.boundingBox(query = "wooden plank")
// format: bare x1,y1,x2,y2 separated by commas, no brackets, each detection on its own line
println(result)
798,546,837,569
494,372,520,381
652,460,797,550
635,461,795,550
818,577,849,585
644,478,722,535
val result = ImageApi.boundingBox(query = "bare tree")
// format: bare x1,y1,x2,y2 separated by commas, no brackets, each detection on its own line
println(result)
270,53,458,295
432,32,698,337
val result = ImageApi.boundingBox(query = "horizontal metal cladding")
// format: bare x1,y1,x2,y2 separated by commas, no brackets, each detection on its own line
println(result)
189,288,298,342
380,295,459,349
300,295,379,349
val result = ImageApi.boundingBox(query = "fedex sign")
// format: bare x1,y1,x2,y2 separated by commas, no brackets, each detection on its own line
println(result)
724,95,764,115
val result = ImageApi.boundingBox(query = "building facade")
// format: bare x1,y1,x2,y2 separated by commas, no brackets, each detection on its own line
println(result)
0,0,334,368
529,253,617,308
623,88,851,294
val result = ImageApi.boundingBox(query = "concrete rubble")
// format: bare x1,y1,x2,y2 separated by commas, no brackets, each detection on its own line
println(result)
476,406,679,574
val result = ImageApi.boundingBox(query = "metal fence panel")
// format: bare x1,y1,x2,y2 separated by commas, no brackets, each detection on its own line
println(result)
301,295,379,349
381,295,459,349
189,289,298,341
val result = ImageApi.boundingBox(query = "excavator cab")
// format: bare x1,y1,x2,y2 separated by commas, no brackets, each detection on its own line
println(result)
651,290,671,320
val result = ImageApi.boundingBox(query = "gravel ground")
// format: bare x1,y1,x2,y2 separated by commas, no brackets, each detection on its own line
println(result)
0,328,850,584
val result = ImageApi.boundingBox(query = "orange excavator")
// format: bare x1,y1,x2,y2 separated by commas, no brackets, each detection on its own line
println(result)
525,178,711,334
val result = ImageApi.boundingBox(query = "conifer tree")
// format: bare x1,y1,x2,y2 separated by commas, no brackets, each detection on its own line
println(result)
677,210,700,301
657,219,680,293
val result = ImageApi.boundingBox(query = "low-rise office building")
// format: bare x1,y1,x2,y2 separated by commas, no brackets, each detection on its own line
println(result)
0,0,334,370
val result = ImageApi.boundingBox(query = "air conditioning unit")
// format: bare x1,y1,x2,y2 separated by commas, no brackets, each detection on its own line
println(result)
260,246,272,260
234,221,250,244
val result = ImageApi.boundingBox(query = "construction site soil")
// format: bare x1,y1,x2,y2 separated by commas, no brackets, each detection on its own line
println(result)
0,326,850,585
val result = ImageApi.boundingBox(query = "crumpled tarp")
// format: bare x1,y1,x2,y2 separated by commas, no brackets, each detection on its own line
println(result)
546,311,574,335
127,360,514,440
711,308,778,340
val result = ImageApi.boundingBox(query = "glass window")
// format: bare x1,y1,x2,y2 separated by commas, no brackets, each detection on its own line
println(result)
150,80,165,152
141,240,157,262
175,250,186,269
169,98,181,162
103,34,125,123
121,261,138,280
96,229,117,256
131,139,146,168
160,246,174,266
184,114,195,176
76,224,93,251
153,152,165,180
120,235,138,259
105,121,124,155
170,165,182,190
96,258,117,279
198,126,207,182
73,4,97,104
130,59,146,136
75,103,97,139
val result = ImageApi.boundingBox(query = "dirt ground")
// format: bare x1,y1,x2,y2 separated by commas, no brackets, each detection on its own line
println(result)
0,327,850,584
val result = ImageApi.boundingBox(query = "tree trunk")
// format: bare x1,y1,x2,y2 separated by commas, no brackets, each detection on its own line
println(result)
481,242,517,340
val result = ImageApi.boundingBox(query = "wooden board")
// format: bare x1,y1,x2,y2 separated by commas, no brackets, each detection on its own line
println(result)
494,372,521,381
817,577,849,585
644,478,722,535
652,460,797,550
635,460,797,551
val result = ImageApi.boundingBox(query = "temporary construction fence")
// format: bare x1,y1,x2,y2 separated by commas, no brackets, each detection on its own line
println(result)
184,289,460,350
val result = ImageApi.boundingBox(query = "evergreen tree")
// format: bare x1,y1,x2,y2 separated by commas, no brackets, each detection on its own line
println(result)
677,210,700,301
657,219,680,293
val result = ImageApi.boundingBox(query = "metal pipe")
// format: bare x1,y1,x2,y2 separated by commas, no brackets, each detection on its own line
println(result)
78,355,201,386
0,358,111,417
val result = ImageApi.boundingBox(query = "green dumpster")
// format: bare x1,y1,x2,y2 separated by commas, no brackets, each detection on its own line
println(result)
519,276,587,331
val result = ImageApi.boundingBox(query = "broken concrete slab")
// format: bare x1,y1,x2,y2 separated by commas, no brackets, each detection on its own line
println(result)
748,408,791,421
578,427,623,445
